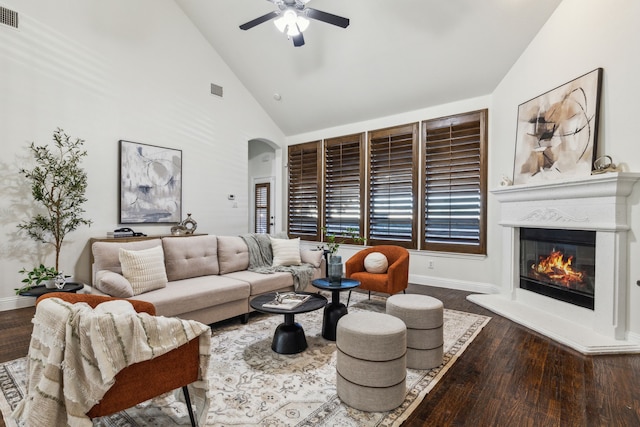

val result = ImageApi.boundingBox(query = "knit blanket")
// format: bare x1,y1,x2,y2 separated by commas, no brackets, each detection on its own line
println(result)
240,233,315,291
12,298,211,427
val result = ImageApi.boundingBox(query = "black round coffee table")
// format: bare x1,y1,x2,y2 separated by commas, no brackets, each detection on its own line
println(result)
311,278,360,341
18,282,85,297
250,291,327,354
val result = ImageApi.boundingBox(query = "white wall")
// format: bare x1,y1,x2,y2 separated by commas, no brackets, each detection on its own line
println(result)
491,0,640,337
0,0,284,309
286,95,498,295
287,0,640,336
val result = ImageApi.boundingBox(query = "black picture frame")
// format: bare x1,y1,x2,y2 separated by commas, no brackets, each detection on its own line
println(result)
119,140,182,224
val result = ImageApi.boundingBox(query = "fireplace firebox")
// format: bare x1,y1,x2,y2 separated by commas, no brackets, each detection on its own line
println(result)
519,228,595,310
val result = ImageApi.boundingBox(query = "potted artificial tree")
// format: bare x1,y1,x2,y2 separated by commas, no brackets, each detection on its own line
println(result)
16,128,92,294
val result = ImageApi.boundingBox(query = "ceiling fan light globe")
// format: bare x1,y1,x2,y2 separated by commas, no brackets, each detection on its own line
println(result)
274,17,287,33
297,16,310,32
286,24,300,37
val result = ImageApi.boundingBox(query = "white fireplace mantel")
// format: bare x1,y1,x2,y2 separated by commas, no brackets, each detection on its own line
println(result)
468,172,640,354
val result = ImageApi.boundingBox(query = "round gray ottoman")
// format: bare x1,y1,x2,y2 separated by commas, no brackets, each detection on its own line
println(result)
386,294,443,370
336,311,406,412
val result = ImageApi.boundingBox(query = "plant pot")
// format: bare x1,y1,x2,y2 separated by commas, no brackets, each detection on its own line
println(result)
44,279,57,289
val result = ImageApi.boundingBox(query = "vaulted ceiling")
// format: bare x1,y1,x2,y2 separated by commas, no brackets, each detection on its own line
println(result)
175,0,563,136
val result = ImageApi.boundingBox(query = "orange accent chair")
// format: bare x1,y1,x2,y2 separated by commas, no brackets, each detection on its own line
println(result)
36,293,201,426
345,245,410,298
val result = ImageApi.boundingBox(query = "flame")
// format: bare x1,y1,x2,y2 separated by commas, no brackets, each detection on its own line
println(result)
531,249,584,286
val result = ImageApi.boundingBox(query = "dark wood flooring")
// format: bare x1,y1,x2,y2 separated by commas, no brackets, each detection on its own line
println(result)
1,285,638,426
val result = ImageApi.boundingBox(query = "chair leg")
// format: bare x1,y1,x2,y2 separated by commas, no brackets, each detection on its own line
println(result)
368,291,371,299
182,385,197,427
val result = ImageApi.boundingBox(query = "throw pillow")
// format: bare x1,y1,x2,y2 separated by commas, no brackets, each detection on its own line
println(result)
270,237,301,267
95,270,134,298
300,249,323,268
119,246,168,295
364,252,389,274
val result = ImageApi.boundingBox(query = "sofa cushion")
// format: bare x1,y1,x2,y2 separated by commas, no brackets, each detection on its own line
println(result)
301,249,324,268
94,270,134,298
119,246,168,295
270,237,301,266
217,236,250,274
132,275,251,318
224,270,294,296
92,239,162,275
162,235,219,281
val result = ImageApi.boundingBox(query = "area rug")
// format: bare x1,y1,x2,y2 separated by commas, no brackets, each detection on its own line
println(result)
0,292,490,426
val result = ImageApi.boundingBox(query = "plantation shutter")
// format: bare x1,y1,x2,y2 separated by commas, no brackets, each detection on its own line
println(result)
324,133,364,242
422,109,487,254
367,123,418,248
287,141,321,240
254,182,269,234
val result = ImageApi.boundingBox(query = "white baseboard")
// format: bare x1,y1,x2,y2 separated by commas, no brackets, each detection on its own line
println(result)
0,295,36,312
409,274,499,295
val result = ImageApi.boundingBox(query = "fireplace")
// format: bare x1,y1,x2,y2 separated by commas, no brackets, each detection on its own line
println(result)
468,172,640,354
519,228,595,310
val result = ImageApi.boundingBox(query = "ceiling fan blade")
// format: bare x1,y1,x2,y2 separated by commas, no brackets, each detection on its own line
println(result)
304,8,350,28
292,32,305,47
239,11,280,30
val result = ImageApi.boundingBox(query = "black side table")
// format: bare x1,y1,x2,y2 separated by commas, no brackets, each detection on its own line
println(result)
250,291,327,354
311,278,360,341
18,282,85,297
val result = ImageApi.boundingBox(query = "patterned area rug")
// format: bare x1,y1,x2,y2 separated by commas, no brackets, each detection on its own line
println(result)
0,292,490,426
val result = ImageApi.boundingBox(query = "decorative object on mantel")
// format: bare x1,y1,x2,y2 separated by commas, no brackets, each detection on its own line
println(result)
500,175,513,186
119,140,182,224
180,213,198,234
170,224,187,235
591,155,620,174
512,68,603,185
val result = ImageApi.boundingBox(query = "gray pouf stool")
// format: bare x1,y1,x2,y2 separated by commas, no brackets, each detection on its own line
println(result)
336,311,406,412
386,294,443,370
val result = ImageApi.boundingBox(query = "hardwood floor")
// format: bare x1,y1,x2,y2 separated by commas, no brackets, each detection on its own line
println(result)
1,286,638,426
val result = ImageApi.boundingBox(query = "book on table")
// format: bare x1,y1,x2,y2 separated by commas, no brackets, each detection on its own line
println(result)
262,292,311,310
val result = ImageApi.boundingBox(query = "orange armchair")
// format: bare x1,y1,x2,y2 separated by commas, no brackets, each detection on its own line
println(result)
345,245,409,297
36,293,201,426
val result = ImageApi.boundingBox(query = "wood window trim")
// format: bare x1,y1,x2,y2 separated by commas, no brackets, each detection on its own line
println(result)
367,122,419,249
323,133,365,244
287,141,321,241
421,109,487,255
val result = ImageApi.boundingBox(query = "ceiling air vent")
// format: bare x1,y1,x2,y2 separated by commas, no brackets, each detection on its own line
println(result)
1,6,18,29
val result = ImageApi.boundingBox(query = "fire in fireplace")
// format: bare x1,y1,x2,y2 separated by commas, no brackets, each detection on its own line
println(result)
519,227,595,310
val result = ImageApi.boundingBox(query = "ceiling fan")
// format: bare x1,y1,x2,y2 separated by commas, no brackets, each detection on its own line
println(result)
239,0,350,47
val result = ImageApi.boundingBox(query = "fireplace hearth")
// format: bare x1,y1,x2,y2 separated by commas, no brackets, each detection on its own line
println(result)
468,172,640,354
519,227,595,310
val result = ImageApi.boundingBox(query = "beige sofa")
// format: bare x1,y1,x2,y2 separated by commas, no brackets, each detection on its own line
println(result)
89,235,325,325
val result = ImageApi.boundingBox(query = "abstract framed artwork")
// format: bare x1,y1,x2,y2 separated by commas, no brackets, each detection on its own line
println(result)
512,68,603,185
119,140,182,224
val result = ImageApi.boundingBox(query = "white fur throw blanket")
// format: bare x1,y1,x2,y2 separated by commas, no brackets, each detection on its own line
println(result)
12,298,211,427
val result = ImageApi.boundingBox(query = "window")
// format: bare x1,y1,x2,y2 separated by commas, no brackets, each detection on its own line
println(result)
324,133,364,241
422,109,487,254
287,141,321,240
367,123,418,248
254,182,270,234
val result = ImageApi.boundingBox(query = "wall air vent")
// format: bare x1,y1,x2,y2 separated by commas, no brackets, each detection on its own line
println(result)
0,6,18,29
210,83,223,98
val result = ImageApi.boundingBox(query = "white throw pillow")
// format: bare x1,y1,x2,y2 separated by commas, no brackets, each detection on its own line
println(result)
270,237,302,267
119,246,168,295
364,252,389,274
95,270,134,298
300,249,323,268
